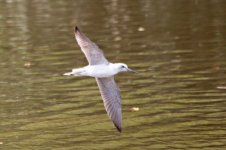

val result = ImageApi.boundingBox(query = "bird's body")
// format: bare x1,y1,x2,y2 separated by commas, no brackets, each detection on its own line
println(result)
64,27,134,132
65,63,123,78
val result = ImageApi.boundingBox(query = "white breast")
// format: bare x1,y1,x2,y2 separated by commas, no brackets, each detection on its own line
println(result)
85,64,118,78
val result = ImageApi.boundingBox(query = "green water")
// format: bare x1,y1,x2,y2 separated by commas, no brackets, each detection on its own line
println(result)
0,0,226,149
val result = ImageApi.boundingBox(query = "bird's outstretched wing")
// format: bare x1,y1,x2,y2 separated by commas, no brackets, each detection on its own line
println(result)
74,26,109,65
95,77,122,132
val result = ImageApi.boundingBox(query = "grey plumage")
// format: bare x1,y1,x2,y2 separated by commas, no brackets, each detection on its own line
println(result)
96,77,122,132
74,27,109,65
75,27,122,132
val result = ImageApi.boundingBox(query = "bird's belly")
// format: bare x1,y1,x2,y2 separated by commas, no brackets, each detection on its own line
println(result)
90,70,115,78
87,65,116,78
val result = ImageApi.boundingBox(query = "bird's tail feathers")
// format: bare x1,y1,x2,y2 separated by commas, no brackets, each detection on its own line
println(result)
64,72,75,76
64,68,85,76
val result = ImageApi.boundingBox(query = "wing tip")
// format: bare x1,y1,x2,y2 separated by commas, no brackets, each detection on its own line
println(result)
114,122,122,133
75,26,80,33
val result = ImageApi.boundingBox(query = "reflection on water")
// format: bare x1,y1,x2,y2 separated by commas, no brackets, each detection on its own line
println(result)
1,0,226,149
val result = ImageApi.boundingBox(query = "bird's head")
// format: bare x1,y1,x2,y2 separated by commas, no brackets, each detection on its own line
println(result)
115,63,136,73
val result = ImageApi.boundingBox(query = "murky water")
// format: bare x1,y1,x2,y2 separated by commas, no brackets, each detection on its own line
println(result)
1,0,226,149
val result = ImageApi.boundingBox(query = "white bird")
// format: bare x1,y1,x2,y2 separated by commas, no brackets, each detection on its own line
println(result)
64,26,135,132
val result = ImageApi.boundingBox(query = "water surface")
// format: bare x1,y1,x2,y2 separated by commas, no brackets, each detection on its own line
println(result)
1,0,226,149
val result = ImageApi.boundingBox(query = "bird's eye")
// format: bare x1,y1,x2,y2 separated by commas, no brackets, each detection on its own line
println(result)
121,66,125,68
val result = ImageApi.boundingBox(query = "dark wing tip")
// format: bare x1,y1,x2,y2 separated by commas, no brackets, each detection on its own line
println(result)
114,122,122,133
75,26,79,33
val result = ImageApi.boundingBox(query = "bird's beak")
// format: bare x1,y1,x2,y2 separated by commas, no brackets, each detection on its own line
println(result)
127,68,137,73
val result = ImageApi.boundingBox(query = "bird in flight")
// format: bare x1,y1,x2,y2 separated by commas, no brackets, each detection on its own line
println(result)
64,26,135,132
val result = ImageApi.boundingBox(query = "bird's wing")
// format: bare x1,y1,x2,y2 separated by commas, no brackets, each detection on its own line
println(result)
74,26,109,65
95,77,122,132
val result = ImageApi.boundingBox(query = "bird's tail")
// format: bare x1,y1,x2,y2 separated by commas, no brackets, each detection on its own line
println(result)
64,68,84,76
63,71,74,76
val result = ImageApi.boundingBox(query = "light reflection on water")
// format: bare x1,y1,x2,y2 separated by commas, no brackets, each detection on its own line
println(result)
0,0,226,149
